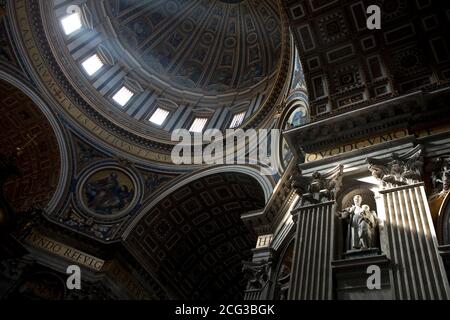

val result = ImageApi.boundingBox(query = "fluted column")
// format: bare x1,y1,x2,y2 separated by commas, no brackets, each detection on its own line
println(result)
368,146,450,299
379,183,450,299
289,201,335,300
288,165,343,300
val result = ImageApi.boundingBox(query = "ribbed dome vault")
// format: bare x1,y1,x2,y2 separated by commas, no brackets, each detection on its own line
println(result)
106,0,282,96
46,0,285,139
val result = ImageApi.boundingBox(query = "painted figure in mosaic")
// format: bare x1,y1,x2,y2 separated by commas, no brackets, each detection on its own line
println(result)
84,172,134,215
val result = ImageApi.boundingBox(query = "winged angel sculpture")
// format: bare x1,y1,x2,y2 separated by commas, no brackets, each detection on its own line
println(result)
291,165,344,205
366,146,424,187
431,156,450,197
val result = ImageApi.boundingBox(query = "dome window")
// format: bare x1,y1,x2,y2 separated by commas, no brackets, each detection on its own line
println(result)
112,86,134,107
82,54,104,76
61,13,83,35
230,112,246,128
189,118,208,133
149,108,170,126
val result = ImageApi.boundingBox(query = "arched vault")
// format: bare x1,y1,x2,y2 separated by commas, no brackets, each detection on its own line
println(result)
124,169,271,300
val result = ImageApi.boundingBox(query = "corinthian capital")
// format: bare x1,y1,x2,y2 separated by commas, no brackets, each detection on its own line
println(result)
366,145,424,188
291,165,343,205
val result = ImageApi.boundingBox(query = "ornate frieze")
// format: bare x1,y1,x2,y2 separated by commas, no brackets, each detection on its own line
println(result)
304,129,409,163
23,229,105,271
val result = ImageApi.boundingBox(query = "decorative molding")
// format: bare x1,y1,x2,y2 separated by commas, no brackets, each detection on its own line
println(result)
291,164,343,206
367,145,424,188
242,258,273,291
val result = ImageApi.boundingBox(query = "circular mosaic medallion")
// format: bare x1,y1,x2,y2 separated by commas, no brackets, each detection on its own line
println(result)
77,166,140,219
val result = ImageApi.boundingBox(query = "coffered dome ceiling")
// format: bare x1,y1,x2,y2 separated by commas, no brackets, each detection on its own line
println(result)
40,0,284,141
10,0,290,165
105,0,282,98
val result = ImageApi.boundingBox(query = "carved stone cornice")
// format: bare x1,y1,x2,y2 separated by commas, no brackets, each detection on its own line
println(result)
284,88,450,156
366,145,424,188
241,161,297,235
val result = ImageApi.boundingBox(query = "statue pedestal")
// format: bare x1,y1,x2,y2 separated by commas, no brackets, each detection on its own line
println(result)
332,254,392,300
343,248,381,260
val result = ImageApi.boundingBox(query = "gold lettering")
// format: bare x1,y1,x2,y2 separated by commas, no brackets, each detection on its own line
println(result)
305,130,411,163
306,154,317,162
330,148,340,156
24,231,104,271
356,141,367,149
380,134,392,143
343,144,353,152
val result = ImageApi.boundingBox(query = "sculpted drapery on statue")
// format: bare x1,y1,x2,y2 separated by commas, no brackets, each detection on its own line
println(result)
337,195,379,251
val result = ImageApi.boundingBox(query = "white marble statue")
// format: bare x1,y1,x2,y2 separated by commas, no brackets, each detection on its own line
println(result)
338,195,378,250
